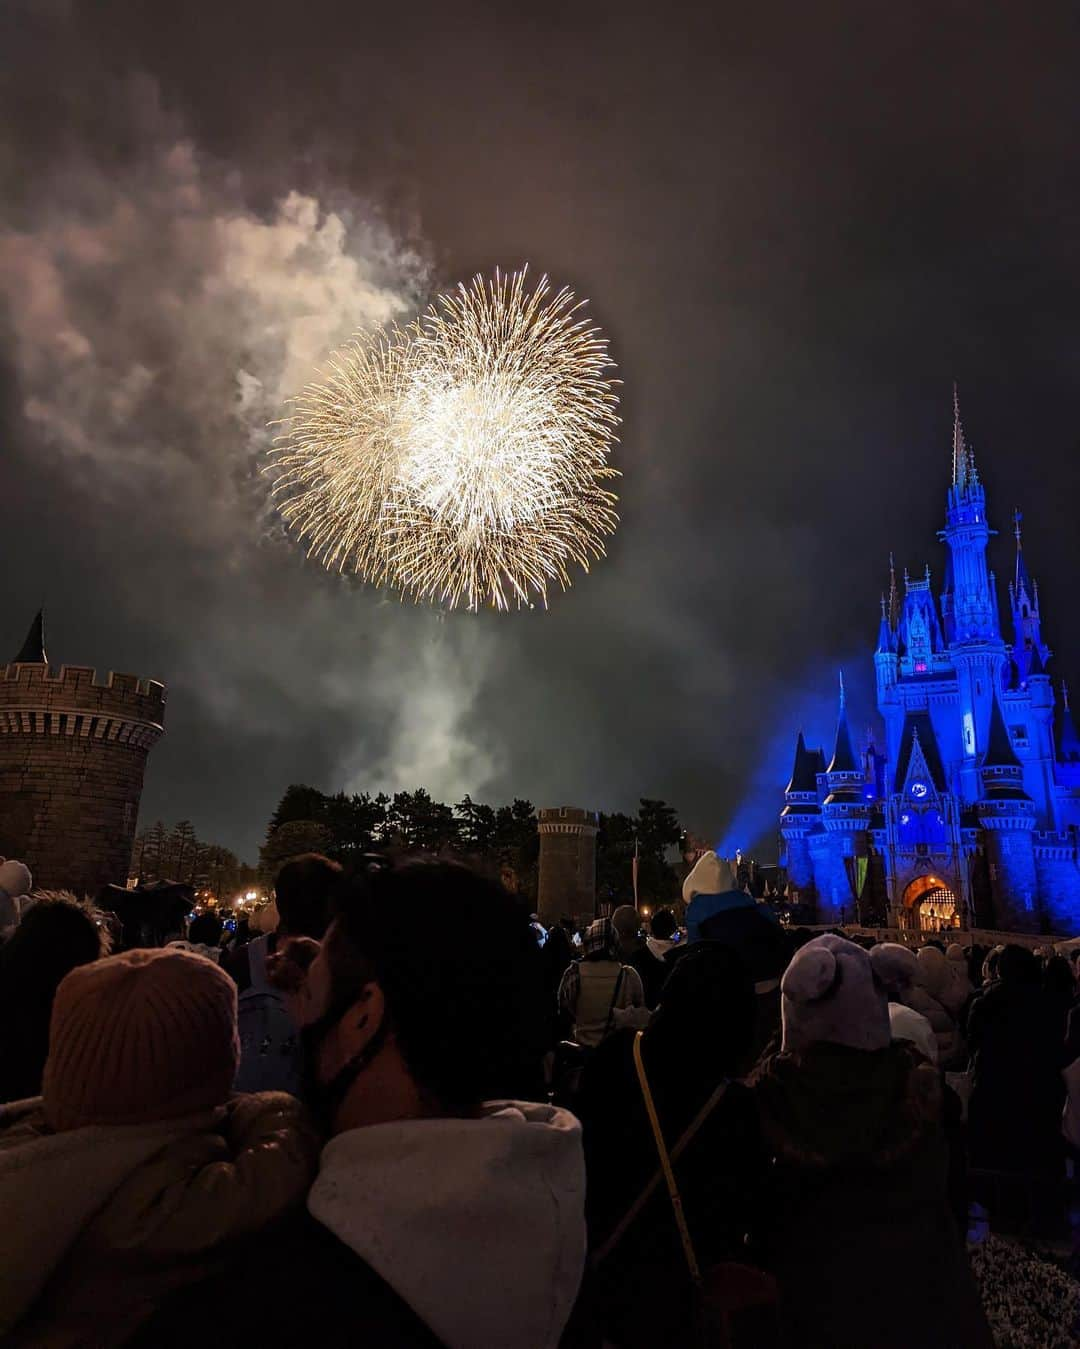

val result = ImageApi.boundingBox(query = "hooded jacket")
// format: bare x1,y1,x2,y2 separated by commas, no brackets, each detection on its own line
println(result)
0,1093,316,1347
309,1101,585,1349
131,1099,586,1349
751,1043,991,1348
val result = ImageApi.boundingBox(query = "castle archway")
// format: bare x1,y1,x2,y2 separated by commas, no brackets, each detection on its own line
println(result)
900,875,960,932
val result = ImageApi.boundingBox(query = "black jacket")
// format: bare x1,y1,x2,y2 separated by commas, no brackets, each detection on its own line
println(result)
128,1210,445,1349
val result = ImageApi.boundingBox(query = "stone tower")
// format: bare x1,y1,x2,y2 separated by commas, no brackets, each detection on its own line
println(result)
537,806,598,925
0,613,166,895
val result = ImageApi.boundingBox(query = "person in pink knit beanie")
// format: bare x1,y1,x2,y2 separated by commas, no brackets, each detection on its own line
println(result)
0,946,319,1348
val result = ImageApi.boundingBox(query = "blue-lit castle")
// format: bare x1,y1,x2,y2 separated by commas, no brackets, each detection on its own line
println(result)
781,392,1080,935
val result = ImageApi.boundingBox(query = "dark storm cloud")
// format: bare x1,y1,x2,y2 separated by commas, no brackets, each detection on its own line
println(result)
2,0,1080,860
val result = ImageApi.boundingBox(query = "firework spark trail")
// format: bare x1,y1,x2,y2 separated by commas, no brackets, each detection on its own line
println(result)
270,268,620,611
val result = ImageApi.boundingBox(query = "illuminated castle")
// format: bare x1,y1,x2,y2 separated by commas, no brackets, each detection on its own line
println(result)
781,392,1080,934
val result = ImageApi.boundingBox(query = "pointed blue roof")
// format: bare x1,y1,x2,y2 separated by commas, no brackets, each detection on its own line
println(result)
984,693,1020,769
1028,642,1048,678
893,712,946,792
827,699,858,775
876,597,894,654
785,731,820,794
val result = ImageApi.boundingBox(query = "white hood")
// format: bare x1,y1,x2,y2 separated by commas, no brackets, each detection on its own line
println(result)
308,1100,585,1349
682,849,733,903
646,936,676,961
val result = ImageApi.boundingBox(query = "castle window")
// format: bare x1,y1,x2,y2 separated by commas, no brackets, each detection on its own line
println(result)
1010,725,1029,749
976,681,983,696
915,661,928,673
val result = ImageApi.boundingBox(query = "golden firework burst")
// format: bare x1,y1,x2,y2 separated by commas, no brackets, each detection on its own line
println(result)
271,268,620,611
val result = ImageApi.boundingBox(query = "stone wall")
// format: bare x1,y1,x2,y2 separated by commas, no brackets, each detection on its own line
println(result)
0,662,166,895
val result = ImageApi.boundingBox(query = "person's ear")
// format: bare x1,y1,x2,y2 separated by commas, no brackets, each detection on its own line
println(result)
326,981,388,1070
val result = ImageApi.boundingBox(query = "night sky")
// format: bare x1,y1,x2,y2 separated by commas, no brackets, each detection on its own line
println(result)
2,1,1079,863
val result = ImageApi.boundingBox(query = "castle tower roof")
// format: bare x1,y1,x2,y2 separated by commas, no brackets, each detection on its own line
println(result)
12,610,47,665
785,730,820,794
826,675,858,774
876,595,894,654
893,712,946,792
984,691,1021,769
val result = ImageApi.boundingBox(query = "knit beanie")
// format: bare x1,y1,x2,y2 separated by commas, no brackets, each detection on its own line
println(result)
44,947,239,1132
781,933,891,1054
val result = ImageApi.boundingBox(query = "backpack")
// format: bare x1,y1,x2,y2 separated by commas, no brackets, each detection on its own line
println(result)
234,935,305,1096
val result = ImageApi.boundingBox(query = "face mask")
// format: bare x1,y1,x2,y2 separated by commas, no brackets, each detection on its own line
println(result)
301,1000,390,1134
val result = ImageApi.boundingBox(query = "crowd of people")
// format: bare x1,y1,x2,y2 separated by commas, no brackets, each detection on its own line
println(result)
0,845,1078,1346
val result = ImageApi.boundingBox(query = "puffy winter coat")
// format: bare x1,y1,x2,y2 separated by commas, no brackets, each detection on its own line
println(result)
0,1092,317,1347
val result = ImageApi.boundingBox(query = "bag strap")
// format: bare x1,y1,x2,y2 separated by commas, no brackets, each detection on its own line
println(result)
632,1029,702,1285
246,934,271,995
601,966,625,1041
592,1072,727,1267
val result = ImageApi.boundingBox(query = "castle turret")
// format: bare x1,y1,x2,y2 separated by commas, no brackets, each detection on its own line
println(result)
537,807,598,925
1009,510,1051,682
976,691,1038,930
818,677,873,922
875,594,898,697
939,388,1008,803
0,613,166,895
780,731,821,905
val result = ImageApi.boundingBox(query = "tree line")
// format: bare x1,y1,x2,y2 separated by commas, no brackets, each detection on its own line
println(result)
260,786,685,909
131,820,259,902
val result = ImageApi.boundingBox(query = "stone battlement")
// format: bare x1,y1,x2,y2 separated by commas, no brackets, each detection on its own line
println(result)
0,662,166,729
538,807,598,835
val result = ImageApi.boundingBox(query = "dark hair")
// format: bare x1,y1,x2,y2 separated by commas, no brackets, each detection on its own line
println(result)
0,891,107,1100
1043,954,1075,1003
649,908,677,941
188,912,223,947
275,853,343,939
324,860,545,1109
998,943,1039,984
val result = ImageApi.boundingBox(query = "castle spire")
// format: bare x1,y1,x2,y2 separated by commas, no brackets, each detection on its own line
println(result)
827,673,858,773
12,610,47,665
876,594,892,652
1013,508,1032,595
952,382,967,489
952,382,979,489
888,553,900,629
